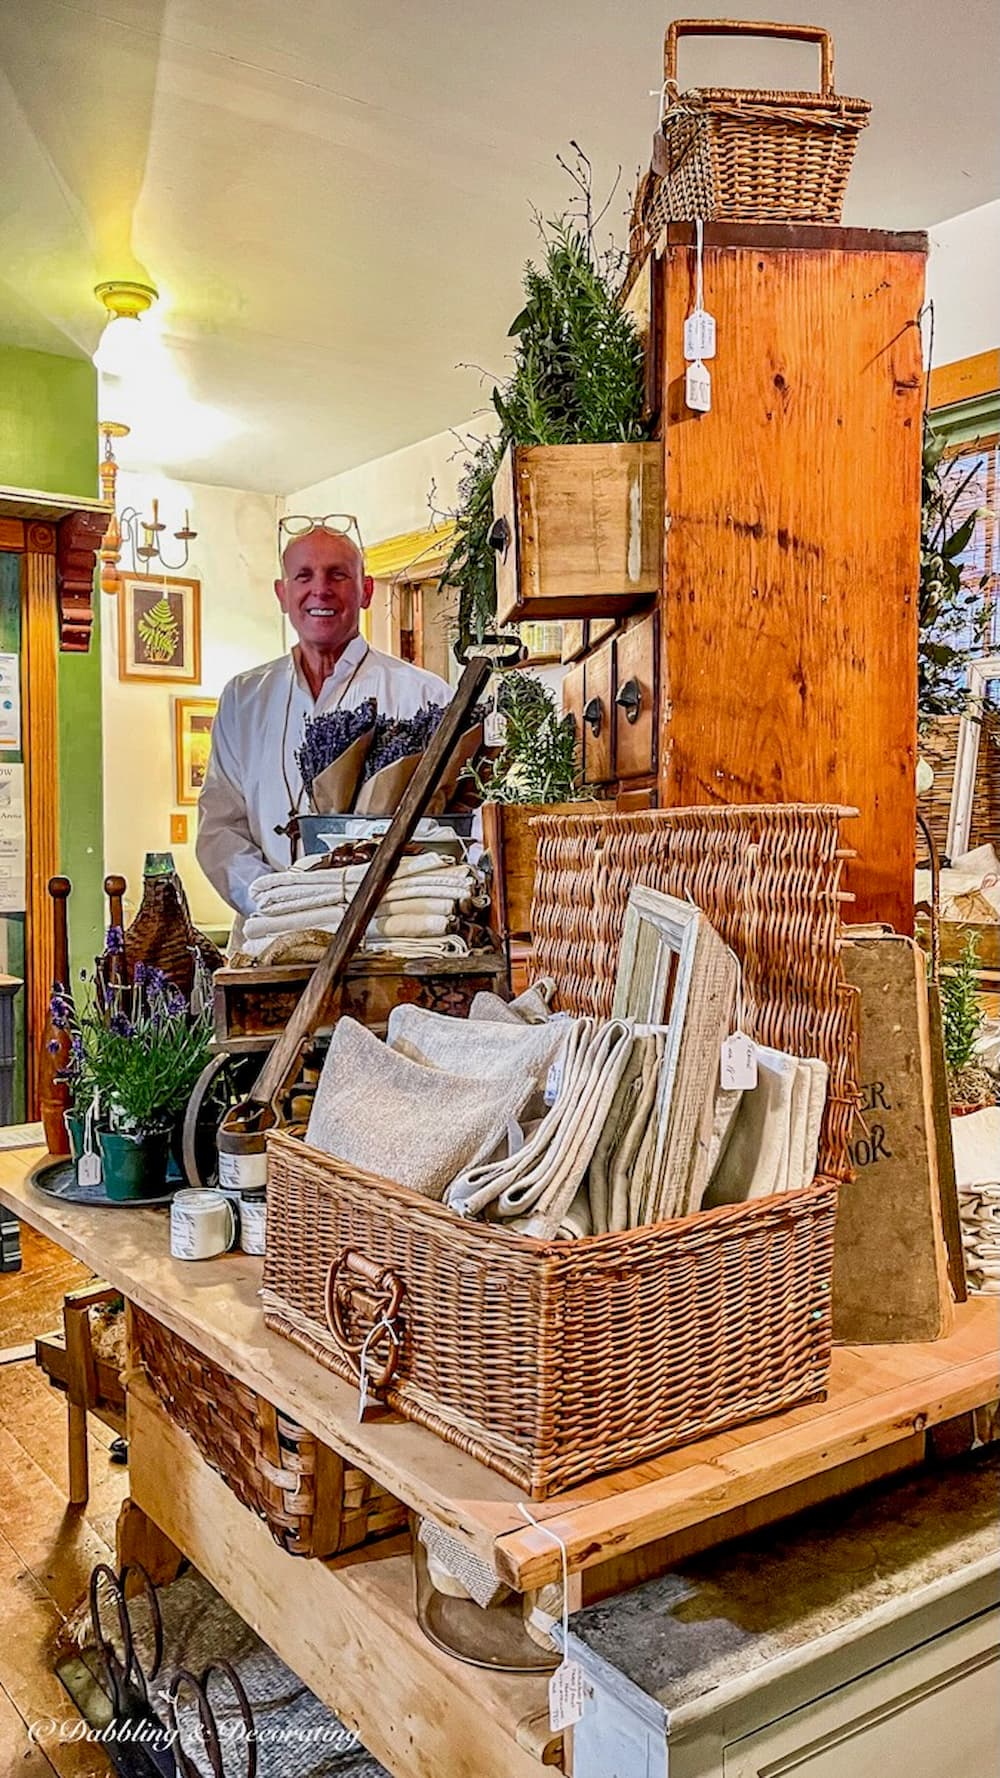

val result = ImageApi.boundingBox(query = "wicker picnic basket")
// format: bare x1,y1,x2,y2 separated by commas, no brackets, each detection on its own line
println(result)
262,803,856,1499
631,18,870,255
131,1306,407,1556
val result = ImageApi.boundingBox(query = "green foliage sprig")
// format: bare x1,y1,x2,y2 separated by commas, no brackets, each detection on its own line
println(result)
441,147,649,644
941,934,984,1075
463,671,582,805
919,424,992,722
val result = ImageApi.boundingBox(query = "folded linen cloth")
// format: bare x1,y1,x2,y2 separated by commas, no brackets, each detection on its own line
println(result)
306,1017,533,1198
702,1045,799,1210
242,905,456,943
251,869,478,918
446,1020,636,1237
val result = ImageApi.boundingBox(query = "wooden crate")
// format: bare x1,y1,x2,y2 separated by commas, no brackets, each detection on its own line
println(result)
214,951,508,1050
492,442,662,627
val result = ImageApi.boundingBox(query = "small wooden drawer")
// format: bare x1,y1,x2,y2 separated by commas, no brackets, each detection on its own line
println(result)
562,660,586,779
493,442,662,627
581,638,614,784
613,613,658,781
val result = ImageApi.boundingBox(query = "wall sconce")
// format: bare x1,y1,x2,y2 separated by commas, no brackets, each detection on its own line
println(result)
98,420,197,595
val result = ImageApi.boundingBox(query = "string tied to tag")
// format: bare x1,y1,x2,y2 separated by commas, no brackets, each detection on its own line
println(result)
519,1505,588,1732
357,1314,399,1423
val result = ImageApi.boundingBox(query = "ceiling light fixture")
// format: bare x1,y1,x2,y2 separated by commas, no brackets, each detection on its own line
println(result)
97,420,197,595
92,279,159,377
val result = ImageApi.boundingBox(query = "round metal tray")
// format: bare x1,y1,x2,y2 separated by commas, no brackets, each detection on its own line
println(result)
27,1155,177,1210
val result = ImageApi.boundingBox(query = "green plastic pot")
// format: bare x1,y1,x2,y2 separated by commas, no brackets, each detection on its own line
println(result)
64,1111,86,1164
98,1129,170,1202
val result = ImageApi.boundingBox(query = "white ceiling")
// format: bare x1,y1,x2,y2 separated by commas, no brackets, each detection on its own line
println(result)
0,0,997,495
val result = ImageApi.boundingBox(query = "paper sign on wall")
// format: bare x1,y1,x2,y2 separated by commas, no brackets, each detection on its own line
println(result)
0,655,21,751
0,763,26,912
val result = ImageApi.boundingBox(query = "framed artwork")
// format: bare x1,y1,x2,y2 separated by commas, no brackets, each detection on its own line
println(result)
174,698,217,805
118,572,201,684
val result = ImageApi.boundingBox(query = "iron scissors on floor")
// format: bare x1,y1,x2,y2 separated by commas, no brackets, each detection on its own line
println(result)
87,1559,175,1775
166,1660,258,1778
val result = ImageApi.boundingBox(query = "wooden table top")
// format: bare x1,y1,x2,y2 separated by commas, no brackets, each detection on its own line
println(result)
3,1146,997,1591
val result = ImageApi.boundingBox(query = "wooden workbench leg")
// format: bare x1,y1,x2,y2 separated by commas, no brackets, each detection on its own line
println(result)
115,1499,184,1586
62,1298,96,1507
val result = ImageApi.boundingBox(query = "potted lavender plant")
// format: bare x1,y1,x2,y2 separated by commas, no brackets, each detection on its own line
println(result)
57,943,214,1199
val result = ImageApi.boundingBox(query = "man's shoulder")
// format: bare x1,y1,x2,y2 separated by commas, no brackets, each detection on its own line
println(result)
219,655,290,706
365,648,451,704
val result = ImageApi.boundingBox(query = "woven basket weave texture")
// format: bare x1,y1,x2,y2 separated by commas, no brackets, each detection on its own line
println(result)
132,1305,406,1556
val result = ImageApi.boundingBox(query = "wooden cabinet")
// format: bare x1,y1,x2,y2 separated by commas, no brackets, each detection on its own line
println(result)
655,222,926,934
561,613,658,792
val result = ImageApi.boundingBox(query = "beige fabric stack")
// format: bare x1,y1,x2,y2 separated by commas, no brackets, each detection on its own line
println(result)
239,849,486,961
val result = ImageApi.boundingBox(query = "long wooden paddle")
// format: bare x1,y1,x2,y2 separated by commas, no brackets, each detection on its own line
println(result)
223,656,491,1133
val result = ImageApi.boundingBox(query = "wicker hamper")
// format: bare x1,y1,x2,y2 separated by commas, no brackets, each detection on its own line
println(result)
262,803,857,1499
131,1306,407,1556
631,18,870,258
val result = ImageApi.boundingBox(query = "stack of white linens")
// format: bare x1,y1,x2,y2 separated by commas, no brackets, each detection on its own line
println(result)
239,850,485,960
304,990,829,1239
952,1107,1000,1294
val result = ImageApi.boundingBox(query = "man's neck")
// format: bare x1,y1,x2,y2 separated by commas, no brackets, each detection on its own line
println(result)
294,633,360,701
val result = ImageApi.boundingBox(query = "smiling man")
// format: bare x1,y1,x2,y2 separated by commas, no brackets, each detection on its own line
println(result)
196,521,451,933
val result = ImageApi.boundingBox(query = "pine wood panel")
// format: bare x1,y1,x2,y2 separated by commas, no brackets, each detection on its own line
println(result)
929,349,1000,411
22,553,60,1117
128,1377,556,1778
3,1151,997,1595
658,236,925,933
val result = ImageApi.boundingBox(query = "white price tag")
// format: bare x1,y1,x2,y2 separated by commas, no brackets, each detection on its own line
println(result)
78,1150,103,1187
549,1660,587,1732
485,710,508,748
721,1033,758,1092
686,359,712,412
684,307,716,360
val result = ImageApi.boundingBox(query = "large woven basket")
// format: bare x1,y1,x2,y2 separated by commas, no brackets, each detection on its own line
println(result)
632,18,870,252
263,1137,837,1498
131,1306,406,1556
262,800,855,1498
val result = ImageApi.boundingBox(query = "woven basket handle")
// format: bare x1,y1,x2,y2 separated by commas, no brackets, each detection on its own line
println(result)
324,1249,404,1393
664,19,835,98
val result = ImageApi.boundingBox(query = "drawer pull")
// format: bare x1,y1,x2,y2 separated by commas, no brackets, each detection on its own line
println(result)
615,677,643,725
487,516,511,558
583,697,604,737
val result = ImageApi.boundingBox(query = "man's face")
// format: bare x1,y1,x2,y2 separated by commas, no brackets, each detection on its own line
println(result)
275,528,373,655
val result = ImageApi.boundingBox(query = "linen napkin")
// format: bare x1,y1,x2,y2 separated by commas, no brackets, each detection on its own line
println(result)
702,1045,799,1209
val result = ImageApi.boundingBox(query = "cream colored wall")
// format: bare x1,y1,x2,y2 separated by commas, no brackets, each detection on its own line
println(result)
927,201,1000,367
101,472,283,931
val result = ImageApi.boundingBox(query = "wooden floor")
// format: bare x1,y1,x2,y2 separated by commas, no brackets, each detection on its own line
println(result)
0,1225,128,1776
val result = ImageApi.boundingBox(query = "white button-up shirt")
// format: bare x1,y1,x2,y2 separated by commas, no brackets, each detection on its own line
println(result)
196,637,452,921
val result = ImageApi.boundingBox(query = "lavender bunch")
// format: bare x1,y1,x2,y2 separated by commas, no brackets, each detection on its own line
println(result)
363,704,448,779
297,698,377,796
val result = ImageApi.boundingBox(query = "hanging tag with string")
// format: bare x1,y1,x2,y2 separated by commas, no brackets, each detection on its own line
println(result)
519,1505,589,1732
684,218,716,362
720,946,757,1091
78,1091,103,1188
356,1315,398,1424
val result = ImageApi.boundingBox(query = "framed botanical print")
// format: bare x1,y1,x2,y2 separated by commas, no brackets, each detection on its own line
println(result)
174,697,217,805
118,572,201,683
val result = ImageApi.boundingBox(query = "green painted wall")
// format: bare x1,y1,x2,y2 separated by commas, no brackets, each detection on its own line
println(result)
0,343,102,1114
0,344,97,499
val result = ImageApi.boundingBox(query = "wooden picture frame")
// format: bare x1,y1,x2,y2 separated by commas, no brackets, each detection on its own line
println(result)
118,572,201,684
613,885,737,1220
174,697,217,805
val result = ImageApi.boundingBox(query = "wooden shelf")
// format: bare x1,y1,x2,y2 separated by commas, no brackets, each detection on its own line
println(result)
3,1148,997,1594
